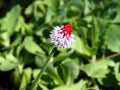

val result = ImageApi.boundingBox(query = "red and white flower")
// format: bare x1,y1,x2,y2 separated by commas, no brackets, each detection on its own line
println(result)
50,24,74,48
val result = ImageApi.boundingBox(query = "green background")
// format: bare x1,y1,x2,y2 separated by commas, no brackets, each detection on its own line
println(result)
0,0,120,90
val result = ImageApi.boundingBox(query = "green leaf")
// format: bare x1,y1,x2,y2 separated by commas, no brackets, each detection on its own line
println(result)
0,56,17,71
90,18,100,49
97,72,117,87
45,7,55,23
19,50,35,65
32,69,51,90
15,16,33,34
38,83,48,90
58,59,79,85
54,49,74,63
23,36,45,55
84,0,92,15
81,60,110,78
44,0,59,10
33,69,41,79
35,56,46,68
53,79,88,90
1,5,21,35
105,25,120,52
20,68,32,89
11,69,21,87
0,32,10,47
35,56,64,85
114,62,120,82
72,35,95,56
33,1,44,21
0,5,21,47
111,6,120,24
24,4,33,16
10,35,22,47
67,5,81,18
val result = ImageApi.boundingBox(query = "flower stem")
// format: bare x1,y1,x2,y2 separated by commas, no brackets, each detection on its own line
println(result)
28,46,57,90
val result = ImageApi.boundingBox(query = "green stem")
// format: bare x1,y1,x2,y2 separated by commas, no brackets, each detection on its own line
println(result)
28,46,57,90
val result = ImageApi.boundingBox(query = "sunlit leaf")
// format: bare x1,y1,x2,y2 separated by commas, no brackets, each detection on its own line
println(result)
81,59,110,78
0,5,21,46
23,36,45,55
72,35,95,56
45,8,55,23
97,72,118,87
58,58,79,85
44,0,59,10
53,79,88,90
20,68,32,89
114,62,120,82
0,56,17,71
105,25,120,52
1,5,21,35
35,56,64,85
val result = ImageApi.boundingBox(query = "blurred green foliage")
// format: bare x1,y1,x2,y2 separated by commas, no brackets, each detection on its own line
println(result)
0,0,120,90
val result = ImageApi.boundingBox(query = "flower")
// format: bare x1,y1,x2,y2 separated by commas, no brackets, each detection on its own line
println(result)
50,24,74,48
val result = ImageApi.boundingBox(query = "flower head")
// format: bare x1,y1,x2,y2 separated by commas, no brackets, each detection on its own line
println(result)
50,24,74,48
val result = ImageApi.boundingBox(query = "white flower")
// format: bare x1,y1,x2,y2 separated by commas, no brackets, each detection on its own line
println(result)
50,24,75,48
